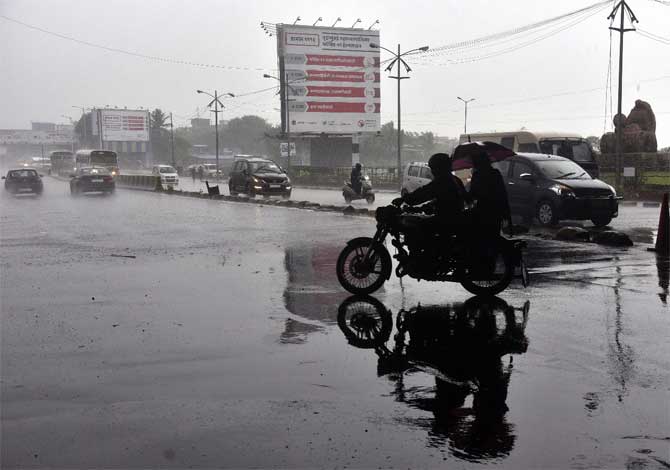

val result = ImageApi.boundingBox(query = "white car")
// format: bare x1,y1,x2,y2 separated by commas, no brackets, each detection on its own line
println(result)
152,165,179,188
401,162,433,196
199,163,224,179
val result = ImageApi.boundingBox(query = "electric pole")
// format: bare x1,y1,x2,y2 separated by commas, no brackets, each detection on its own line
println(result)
197,90,235,179
608,0,638,193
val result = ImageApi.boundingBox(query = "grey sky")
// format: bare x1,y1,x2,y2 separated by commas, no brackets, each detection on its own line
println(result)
1,0,668,146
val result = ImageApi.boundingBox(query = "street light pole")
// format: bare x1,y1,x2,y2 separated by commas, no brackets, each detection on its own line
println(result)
371,42,429,192
608,0,637,194
169,112,175,168
264,73,298,173
197,90,234,179
457,97,476,134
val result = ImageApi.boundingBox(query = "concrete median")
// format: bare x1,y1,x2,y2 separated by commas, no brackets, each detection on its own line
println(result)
115,174,163,191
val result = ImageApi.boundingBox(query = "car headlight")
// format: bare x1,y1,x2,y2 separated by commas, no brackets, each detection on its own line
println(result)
549,183,575,197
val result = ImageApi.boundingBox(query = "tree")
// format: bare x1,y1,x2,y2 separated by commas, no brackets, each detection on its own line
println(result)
150,109,167,129
586,135,601,151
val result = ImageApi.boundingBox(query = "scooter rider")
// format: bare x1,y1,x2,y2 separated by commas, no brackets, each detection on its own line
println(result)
351,163,363,195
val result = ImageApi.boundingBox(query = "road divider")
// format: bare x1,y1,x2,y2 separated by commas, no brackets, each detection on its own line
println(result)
116,174,162,191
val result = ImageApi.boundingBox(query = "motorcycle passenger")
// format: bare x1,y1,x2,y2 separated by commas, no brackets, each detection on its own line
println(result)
468,149,512,238
350,163,363,195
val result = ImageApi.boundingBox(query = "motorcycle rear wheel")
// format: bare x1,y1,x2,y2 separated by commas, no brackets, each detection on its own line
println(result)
336,238,391,295
460,250,514,296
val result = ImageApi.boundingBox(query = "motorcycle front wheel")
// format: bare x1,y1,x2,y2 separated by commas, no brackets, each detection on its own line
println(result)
460,250,514,296
336,237,391,295
337,295,392,349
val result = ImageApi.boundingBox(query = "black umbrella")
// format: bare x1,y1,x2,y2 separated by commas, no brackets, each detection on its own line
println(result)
452,141,516,171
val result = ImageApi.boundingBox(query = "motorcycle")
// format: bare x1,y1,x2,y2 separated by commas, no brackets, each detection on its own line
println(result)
335,203,529,296
342,175,375,204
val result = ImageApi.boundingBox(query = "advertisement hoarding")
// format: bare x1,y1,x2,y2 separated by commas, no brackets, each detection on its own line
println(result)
100,110,149,142
277,25,380,135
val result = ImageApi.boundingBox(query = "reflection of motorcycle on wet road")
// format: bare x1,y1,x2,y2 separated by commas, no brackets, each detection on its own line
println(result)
342,175,375,204
337,295,530,459
336,203,529,296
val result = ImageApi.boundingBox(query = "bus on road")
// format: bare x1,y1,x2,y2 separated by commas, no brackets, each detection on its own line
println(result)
75,149,119,176
49,151,74,177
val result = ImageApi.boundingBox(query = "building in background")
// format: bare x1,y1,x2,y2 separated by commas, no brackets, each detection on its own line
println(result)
0,123,74,166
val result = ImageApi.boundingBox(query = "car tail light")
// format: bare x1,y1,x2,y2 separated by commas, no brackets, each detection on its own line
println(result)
103,176,113,182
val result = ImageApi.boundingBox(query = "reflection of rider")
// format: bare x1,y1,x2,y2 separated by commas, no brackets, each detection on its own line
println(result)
351,163,363,194
393,153,466,231
337,295,529,460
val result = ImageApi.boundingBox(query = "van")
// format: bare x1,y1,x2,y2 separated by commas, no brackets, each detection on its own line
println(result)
459,131,599,178
401,162,433,196
151,164,179,188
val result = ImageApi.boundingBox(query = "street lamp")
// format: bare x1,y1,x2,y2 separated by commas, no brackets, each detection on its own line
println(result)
61,114,76,152
370,43,429,192
263,73,298,173
457,97,476,134
196,90,235,179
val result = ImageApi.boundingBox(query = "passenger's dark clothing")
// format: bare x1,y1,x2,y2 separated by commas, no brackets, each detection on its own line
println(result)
351,167,363,194
468,167,511,235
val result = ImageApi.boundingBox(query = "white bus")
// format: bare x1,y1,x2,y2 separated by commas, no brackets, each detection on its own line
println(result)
75,149,119,176
49,150,74,176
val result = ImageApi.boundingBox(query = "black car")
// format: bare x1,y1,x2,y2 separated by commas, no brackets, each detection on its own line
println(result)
228,157,291,198
70,167,115,195
496,153,620,227
3,168,43,195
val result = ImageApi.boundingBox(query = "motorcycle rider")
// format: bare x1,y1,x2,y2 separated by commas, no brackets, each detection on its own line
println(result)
350,163,363,195
392,153,466,232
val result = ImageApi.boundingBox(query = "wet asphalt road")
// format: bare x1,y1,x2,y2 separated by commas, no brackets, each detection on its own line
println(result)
179,177,660,238
1,176,669,469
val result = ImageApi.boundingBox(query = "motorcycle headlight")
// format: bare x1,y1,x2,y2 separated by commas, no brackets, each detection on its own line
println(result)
549,183,575,198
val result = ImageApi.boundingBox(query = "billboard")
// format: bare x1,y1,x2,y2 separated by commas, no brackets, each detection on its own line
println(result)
99,109,149,142
277,25,380,134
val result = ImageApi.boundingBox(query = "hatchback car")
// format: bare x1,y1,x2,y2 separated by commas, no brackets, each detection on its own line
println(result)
496,153,619,227
152,165,179,188
70,167,115,195
228,157,291,198
3,168,43,195
401,162,433,196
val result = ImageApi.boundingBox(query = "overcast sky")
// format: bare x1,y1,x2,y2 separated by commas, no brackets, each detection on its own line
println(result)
2,0,669,146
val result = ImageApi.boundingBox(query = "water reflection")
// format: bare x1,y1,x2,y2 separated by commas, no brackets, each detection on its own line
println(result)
657,255,669,304
338,295,530,461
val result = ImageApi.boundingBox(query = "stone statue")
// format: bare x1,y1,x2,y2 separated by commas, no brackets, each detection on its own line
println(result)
600,99,658,154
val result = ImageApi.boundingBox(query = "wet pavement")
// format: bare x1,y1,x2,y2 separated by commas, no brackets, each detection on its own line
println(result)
1,176,668,468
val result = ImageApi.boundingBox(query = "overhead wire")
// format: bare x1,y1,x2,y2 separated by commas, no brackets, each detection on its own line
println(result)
0,14,277,72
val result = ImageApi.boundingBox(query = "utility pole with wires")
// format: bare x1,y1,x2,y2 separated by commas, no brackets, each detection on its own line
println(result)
608,0,638,194
197,90,235,179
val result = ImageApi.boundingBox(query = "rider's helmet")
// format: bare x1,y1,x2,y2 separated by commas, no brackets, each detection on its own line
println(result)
427,153,452,178
355,163,362,171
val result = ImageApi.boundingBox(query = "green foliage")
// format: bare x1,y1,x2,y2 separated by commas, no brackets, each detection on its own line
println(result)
359,121,438,166
150,109,167,129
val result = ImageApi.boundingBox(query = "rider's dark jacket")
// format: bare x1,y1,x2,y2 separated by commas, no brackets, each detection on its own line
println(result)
350,167,363,194
402,174,466,222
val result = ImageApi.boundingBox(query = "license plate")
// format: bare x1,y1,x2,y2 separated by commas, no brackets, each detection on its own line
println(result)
91,179,103,183
270,184,281,188
18,188,32,192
